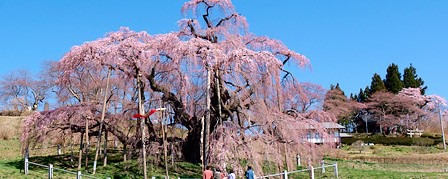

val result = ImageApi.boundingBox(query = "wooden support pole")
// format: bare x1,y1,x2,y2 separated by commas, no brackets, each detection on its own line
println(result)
93,68,111,174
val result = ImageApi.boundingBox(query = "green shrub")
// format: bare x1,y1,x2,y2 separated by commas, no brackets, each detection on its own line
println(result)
341,138,358,145
342,136,436,146
421,133,442,139
370,133,384,139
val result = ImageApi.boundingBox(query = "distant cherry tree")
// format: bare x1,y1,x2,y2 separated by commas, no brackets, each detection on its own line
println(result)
324,84,363,120
0,70,48,112
366,88,446,133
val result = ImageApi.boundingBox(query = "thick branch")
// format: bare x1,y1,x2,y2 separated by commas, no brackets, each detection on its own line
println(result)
216,13,238,27
145,67,194,130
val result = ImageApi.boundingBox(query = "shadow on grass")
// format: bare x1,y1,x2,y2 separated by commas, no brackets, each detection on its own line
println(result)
4,159,24,173
4,149,201,178
170,162,201,178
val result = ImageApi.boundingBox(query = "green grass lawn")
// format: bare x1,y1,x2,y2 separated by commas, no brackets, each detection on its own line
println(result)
333,159,448,179
0,137,202,178
3,115,448,178
0,116,202,178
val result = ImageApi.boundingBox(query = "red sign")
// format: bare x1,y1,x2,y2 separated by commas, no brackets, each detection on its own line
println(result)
133,109,159,119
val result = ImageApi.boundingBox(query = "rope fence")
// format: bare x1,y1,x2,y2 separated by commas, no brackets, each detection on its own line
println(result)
256,160,339,179
24,154,108,179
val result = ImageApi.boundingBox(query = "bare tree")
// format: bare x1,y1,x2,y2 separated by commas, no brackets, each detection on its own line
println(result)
0,69,48,112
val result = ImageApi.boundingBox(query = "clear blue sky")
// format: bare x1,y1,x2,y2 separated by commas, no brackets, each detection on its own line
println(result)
1,0,447,99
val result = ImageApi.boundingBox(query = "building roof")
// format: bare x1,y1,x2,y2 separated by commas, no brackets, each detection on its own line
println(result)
322,122,345,129
303,122,345,129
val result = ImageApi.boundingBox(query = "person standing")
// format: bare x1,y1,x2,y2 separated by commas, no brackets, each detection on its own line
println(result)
203,166,214,179
213,168,222,179
245,166,255,179
227,169,236,179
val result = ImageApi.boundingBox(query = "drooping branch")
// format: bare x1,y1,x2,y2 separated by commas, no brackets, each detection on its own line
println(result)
216,13,238,28
202,3,214,28
187,20,208,40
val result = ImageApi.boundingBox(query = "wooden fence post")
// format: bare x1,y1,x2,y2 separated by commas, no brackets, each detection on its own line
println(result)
24,147,29,175
321,160,325,173
24,155,29,175
283,170,288,179
77,171,82,179
93,161,97,174
309,166,314,179
334,162,339,178
48,164,54,179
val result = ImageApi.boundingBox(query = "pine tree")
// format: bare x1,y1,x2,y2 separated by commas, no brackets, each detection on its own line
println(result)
384,63,403,94
350,93,358,101
403,64,427,94
370,73,386,94
364,86,371,98
335,83,345,96
358,88,368,102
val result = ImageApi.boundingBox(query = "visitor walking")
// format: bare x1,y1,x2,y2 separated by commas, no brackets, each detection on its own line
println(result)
227,169,236,179
245,166,255,179
203,166,214,179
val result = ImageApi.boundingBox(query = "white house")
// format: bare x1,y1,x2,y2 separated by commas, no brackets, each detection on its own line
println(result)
303,122,346,144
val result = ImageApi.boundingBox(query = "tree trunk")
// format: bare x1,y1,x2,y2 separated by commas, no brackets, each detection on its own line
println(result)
200,116,204,170
123,143,127,162
215,69,222,125
70,119,74,168
103,129,108,167
70,142,74,168
205,68,211,167
171,143,174,167
84,118,90,171
78,132,84,171
183,124,202,163
284,143,289,171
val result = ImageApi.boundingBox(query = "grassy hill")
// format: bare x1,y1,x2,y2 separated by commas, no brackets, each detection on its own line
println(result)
0,116,201,178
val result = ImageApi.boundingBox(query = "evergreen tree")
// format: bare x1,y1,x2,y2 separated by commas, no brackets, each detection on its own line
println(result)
364,86,371,98
384,63,403,94
351,93,358,101
370,73,386,94
403,63,427,94
358,88,368,102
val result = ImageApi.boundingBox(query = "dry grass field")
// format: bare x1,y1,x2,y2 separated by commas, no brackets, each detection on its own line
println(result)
324,143,448,178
